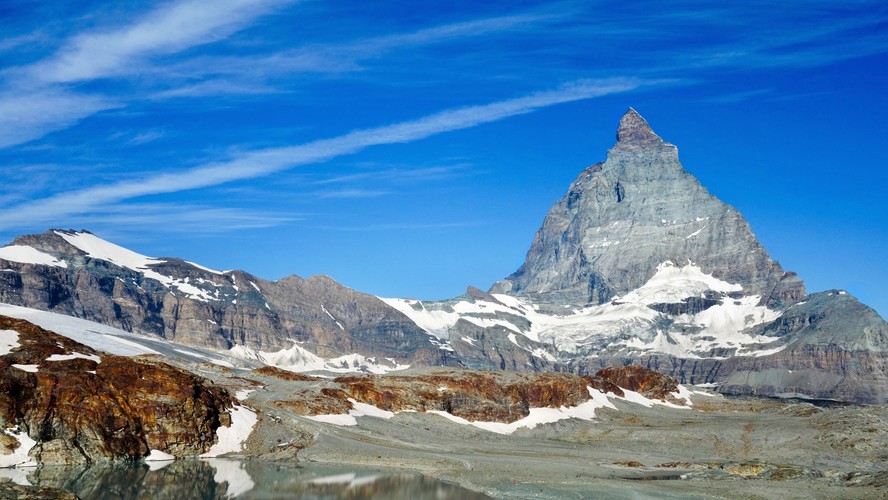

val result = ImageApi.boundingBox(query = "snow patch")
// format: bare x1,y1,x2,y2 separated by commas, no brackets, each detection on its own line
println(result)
0,329,20,356
379,297,457,339
205,458,255,498
531,348,557,362
686,224,708,239
0,245,67,268
46,352,101,363
620,261,742,305
321,305,345,330
615,388,691,410
145,449,175,462
55,231,221,303
0,427,38,467
186,261,223,275
235,389,254,401
12,364,38,373
230,342,409,375
200,405,257,457
304,398,394,426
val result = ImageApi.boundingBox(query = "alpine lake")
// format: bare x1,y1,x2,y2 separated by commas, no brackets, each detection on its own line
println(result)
13,459,490,499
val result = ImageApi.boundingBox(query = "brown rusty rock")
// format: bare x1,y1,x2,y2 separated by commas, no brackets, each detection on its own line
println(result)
594,365,679,400
275,388,353,416
335,371,591,424
252,366,320,382
580,375,625,397
0,315,234,464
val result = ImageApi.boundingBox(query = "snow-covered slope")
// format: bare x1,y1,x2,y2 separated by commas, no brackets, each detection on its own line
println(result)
383,261,788,361
0,303,411,375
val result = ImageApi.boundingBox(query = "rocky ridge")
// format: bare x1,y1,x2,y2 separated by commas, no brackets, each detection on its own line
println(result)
0,230,453,372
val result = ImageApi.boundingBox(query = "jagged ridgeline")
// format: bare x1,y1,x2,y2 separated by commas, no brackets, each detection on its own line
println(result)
1,109,886,403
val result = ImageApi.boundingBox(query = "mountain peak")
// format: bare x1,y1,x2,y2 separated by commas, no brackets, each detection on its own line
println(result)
615,108,662,148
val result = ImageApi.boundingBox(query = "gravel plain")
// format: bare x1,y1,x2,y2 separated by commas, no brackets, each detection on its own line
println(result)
196,361,888,499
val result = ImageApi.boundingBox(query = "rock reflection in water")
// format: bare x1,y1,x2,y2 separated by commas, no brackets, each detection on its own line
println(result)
28,460,489,499
29,460,228,499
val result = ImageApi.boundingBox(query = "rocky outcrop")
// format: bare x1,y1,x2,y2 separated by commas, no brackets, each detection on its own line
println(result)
328,367,677,423
594,365,678,400
0,315,234,465
493,108,804,308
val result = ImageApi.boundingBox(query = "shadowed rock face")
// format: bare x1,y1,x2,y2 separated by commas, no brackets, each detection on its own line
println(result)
0,315,234,464
493,108,804,308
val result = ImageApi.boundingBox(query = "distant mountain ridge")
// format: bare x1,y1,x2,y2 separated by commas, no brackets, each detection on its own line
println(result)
1,109,886,403
0,229,456,373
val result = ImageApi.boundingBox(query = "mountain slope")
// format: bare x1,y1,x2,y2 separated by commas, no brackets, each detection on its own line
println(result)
0,230,456,373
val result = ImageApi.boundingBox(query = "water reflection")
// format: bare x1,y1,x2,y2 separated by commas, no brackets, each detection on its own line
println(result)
26,459,489,499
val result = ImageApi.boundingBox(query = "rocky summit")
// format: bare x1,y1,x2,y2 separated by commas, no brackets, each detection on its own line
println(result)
491,108,803,307
0,109,886,405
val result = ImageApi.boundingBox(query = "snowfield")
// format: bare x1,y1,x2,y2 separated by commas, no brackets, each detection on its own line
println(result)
382,261,787,360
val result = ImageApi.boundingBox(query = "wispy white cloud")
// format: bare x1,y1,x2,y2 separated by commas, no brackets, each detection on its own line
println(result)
126,130,165,145
700,88,772,104
311,164,472,186
311,221,488,232
45,203,299,234
0,0,291,148
25,0,293,84
314,188,391,199
0,77,647,229
0,90,119,148
146,11,558,87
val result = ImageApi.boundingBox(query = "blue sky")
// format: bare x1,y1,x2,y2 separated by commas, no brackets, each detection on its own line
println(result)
0,0,885,318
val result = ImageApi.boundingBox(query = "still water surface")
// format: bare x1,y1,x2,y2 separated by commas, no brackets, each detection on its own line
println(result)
23,459,489,499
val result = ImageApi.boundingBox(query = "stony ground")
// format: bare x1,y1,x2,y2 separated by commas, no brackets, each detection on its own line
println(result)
178,361,888,499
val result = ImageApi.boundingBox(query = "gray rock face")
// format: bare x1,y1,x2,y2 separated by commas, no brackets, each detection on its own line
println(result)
0,230,454,370
719,290,888,403
494,108,804,308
